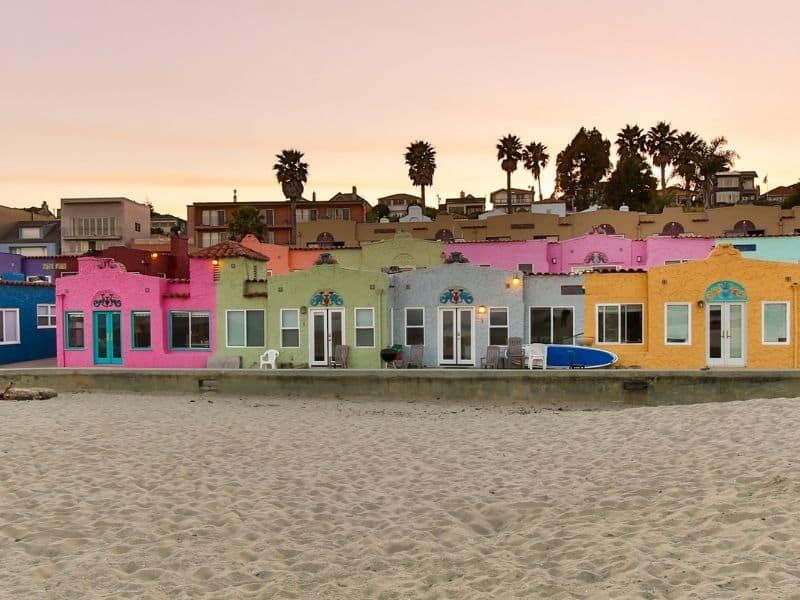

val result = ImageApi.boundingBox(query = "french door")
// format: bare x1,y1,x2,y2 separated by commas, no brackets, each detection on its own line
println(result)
309,308,344,366
439,307,474,366
93,311,122,365
707,303,745,367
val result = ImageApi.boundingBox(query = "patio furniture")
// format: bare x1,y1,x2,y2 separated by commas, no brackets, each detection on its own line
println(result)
331,345,349,368
259,349,279,369
405,345,424,368
481,345,501,369
523,343,547,370
506,337,525,369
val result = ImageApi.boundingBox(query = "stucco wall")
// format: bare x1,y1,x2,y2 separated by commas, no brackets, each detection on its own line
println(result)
0,283,56,364
522,275,586,344
712,236,800,263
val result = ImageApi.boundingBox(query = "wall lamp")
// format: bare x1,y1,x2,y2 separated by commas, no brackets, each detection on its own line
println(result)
696,300,705,308
212,258,220,266
477,305,487,315
151,252,159,259
511,273,522,286
551,257,558,264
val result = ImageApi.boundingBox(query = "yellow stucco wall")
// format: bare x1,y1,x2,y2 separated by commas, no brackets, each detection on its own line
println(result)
585,245,800,368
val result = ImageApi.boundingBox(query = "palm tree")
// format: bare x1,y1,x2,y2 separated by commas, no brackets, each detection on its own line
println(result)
522,141,549,202
497,134,523,214
616,124,647,158
272,149,308,245
697,137,739,208
672,131,703,193
404,141,437,205
646,121,678,190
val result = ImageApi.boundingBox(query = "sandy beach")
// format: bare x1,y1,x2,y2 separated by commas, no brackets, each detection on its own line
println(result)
1,392,799,599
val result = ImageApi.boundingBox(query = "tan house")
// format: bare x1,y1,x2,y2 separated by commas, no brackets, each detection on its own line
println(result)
60,197,150,254
489,188,535,212
438,192,485,218
377,193,421,218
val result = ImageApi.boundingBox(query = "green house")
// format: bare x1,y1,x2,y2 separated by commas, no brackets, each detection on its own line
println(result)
267,263,389,368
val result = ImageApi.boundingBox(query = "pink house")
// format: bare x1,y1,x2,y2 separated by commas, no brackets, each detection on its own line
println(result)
56,256,216,367
447,233,714,274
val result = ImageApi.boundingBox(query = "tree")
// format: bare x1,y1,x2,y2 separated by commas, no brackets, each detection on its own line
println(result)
423,206,439,220
555,127,611,212
605,154,657,212
228,206,267,241
646,121,678,190
696,137,739,208
367,203,390,222
497,134,523,213
781,184,800,209
404,141,436,205
522,141,549,202
616,124,647,159
272,149,309,245
672,131,704,193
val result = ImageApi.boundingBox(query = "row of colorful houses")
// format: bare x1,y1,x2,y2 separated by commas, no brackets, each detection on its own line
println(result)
45,239,800,371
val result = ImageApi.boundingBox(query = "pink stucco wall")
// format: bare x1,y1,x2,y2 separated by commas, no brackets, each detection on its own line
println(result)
56,256,217,368
448,233,715,273
240,236,324,273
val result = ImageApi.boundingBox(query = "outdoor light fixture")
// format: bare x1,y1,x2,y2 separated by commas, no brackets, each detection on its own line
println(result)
697,300,705,308
151,252,158,259
512,273,521,286
551,257,557,264
478,305,487,315
212,258,220,266
636,256,642,263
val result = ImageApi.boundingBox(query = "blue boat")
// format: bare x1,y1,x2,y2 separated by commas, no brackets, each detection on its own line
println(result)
545,344,618,369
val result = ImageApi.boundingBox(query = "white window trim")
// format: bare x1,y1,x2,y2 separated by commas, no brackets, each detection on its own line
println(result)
225,309,266,348
664,259,691,265
596,303,645,345
529,306,576,344
0,309,21,345
280,308,300,348
36,304,57,329
761,301,790,345
488,307,509,346
354,307,376,348
404,307,425,346
664,302,692,346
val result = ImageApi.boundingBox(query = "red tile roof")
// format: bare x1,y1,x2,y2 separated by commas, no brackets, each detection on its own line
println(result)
190,240,268,260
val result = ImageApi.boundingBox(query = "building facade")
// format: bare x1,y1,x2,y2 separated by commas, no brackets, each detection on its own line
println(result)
60,197,151,254
0,280,56,365
0,220,60,258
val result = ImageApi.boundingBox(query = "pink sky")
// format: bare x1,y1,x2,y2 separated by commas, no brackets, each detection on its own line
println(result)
2,0,798,215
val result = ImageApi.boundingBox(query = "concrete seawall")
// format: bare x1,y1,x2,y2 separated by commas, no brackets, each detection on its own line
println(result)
1,368,799,409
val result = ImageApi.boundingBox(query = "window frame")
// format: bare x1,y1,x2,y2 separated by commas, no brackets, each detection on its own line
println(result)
596,303,644,345
64,311,85,350
130,310,152,350
488,307,509,346
664,302,691,346
354,307,375,348
761,301,790,345
169,310,211,350
529,306,575,344
404,307,425,346
0,308,21,345
280,308,300,348
36,304,57,329
226,309,266,348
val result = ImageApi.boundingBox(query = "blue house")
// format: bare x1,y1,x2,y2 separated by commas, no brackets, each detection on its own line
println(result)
0,220,61,259
0,279,57,365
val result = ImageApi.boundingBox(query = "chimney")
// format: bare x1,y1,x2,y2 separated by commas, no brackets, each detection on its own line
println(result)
352,186,357,201
233,189,237,203
312,191,316,202
170,234,190,279
460,191,465,198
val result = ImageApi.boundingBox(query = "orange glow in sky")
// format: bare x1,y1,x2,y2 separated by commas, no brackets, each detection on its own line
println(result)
2,0,798,215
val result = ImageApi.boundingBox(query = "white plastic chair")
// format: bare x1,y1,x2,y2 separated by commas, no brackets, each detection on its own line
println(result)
524,343,547,370
259,349,279,369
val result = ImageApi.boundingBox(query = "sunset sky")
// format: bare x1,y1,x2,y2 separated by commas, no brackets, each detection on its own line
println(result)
2,0,798,215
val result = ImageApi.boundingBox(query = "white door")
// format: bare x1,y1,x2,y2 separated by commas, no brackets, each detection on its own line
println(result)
439,307,474,366
309,308,344,366
707,303,745,367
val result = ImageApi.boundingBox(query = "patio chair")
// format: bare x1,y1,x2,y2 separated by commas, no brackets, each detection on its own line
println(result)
481,345,501,369
331,345,349,368
506,337,525,369
405,345,424,368
524,343,547,370
259,349,279,369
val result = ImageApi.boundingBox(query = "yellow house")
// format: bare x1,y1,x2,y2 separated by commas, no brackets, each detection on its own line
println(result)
584,245,800,368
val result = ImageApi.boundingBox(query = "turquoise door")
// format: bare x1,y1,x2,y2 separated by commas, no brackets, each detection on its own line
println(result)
93,311,122,365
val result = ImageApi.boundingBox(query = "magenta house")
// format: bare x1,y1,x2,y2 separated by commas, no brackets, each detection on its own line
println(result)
447,233,714,274
56,256,216,368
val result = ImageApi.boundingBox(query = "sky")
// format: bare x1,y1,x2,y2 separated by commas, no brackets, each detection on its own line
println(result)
1,0,798,216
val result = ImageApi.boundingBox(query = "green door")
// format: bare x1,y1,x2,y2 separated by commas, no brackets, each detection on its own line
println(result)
94,311,122,365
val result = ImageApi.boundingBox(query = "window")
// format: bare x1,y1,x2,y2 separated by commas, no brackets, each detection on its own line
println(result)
489,308,508,345
405,308,424,345
134,222,141,232
70,216,118,237
664,303,690,345
530,307,574,344
664,259,691,265
280,309,300,347
131,312,151,349
200,231,227,248
226,310,265,347
355,308,375,347
326,207,350,220
36,304,56,328
518,263,533,275
295,208,318,223
200,209,226,226
65,312,84,348
597,304,643,344
19,226,41,239
13,246,47,257
763,302,789,344
259,209,274,226
0,309,20,344
170,311,210,349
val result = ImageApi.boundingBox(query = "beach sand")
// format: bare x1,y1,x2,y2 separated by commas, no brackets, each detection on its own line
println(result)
1,393,799,599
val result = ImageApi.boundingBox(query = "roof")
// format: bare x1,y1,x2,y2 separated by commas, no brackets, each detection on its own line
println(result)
0,220,60,244
190,239,268,260
764,184,800,196
328,192,370,205
377,193,421,202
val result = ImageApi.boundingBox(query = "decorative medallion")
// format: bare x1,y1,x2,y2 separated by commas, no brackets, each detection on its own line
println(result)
584,251,609,265
92,291,122,308
310,290,343,306
704,280,747,302
439,287,474,305
445,251,469,264
315,252,338,265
